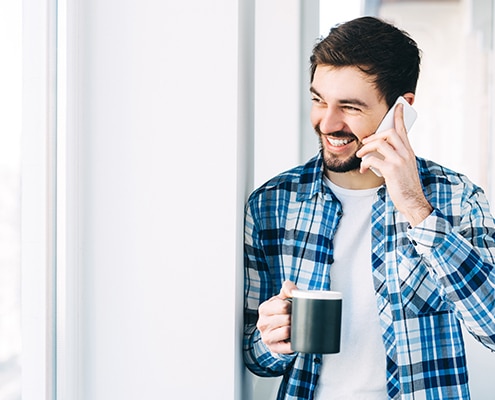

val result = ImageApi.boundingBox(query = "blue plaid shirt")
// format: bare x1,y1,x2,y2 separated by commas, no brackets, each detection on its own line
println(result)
244,153,495,399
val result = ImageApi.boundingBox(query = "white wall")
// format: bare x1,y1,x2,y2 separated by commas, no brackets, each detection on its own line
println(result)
254,0,319,188
64,0,251,398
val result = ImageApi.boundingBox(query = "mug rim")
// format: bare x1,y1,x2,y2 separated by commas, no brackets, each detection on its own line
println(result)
292,289,342,300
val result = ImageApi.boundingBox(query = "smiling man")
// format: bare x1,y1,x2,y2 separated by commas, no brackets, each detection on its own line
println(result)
243,16,495,400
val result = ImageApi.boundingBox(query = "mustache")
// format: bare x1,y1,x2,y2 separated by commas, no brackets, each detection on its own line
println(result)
314,125,358,141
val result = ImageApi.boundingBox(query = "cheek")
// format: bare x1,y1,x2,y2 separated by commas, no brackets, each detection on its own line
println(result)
309,107,321,128
350,120,376,141
363,119,382,138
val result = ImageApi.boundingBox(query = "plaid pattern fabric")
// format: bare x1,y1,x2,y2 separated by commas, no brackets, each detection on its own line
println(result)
243,153,495,400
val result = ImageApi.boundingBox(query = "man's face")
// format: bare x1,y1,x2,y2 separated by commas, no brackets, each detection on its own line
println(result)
310,65,389,173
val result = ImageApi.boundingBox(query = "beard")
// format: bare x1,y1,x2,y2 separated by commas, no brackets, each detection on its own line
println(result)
316,126,363,173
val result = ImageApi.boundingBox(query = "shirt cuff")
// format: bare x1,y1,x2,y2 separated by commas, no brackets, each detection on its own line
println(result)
407,209,451,254
252,329,297,363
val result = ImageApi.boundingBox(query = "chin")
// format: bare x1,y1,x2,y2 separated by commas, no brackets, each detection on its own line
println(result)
322,153,362,173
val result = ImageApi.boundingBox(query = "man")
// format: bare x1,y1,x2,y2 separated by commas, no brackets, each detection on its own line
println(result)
243,16,495,399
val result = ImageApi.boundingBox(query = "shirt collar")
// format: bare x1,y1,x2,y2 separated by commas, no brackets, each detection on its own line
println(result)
296,152,326,202
296,152,390,202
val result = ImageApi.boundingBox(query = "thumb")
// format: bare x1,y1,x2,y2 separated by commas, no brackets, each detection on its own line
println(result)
278,280,298,300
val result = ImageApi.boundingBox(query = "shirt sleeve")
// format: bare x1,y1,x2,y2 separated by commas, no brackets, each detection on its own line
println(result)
407,186,495,350
243,199,297,376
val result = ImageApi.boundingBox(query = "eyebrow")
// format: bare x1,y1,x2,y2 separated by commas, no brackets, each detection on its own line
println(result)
309,86,370,109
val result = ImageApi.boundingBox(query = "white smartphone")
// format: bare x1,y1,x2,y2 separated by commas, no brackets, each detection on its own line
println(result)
362,96,417,177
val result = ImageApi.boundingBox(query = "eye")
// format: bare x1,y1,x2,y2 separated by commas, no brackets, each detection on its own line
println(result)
342,105,362,113
311,96,327,107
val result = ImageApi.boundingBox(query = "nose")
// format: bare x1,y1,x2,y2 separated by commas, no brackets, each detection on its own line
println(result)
316,106,345,134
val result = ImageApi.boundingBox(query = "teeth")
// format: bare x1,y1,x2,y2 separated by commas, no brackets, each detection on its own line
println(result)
327,138,351,146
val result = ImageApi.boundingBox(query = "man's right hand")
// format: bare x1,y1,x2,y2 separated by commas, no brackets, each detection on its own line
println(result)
256,280,298,354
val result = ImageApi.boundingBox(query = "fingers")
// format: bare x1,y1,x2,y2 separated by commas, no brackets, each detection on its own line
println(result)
256,280,298,354
258,294,292,317
359,138,414,177
357,104,414,174
257,297,293,353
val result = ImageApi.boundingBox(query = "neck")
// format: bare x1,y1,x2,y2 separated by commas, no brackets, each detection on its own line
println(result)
325,168,384,190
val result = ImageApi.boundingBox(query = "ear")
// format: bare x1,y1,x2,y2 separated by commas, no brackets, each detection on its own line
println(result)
402,92,415,106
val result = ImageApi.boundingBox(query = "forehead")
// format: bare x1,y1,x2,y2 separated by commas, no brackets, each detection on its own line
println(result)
311,65,383,107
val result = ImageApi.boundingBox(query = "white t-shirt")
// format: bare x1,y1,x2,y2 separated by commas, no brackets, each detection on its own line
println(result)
315,178,387,400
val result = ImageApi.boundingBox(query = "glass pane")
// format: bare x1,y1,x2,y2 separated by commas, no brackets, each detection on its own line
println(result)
377,0,495,208
0,1,22,399
319,0,362,35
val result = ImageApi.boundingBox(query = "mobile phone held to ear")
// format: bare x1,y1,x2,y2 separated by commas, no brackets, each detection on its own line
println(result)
362,96,418,177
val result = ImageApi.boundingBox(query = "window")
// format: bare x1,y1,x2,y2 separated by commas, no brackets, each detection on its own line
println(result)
0,2,22,399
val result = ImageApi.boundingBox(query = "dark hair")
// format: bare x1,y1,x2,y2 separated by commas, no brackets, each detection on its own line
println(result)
310,16,421,108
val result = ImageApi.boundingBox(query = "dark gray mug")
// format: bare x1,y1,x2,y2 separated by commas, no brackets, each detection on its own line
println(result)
290,290,342,354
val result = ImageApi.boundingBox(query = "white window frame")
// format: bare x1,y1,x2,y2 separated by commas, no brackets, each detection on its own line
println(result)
22,0,80,398
21,0,57,398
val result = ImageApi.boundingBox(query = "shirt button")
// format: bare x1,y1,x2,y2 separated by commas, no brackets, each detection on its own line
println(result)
314,357,321,364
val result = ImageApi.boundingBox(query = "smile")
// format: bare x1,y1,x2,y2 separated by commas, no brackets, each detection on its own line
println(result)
327,137,353,147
